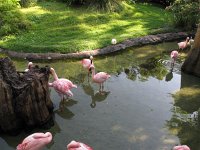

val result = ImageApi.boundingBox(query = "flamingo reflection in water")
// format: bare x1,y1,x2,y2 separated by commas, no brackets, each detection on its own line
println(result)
90,91,110,108
82,82,110,108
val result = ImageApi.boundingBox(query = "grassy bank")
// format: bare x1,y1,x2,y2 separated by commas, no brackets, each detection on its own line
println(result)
0,1,173,53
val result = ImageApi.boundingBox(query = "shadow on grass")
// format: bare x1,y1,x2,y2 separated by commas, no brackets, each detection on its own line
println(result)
1,2,172,53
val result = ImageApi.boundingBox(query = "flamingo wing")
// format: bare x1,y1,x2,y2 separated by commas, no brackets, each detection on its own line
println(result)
93,72,110,83
81,59,91,69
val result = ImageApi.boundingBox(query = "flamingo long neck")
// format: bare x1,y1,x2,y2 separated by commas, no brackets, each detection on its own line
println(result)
91,68,95,79
52,70,58,81
185,38,189,43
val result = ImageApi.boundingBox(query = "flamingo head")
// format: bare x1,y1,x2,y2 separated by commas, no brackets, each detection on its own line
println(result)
50,68,55,74
89,64,95,72
186,37,190,41
89,56,93,60
28,62,33,69
67,140,93,150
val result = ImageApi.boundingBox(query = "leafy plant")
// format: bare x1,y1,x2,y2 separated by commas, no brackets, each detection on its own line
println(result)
168,0,199,30
61,0,123,12
19,0,38,8
0,0,31,37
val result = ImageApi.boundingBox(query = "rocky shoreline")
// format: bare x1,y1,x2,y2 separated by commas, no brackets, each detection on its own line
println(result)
0,32,194,60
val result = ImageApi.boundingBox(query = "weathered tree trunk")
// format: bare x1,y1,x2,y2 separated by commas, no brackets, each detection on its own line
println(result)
0,57,54,135
181,25,200,76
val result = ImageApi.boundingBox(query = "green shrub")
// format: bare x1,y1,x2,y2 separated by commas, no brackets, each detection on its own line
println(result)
19,0,38,8
61,0,123,12
0,0,31,37
134,0,175,6
87,0,123,12
168,0,199,30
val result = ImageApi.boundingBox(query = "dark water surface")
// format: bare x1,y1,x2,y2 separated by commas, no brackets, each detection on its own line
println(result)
1,42,200,150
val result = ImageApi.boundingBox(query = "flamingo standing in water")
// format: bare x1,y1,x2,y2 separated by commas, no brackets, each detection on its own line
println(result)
178,37,190,50
48,68,77,102
81,56,94,75
89,64,110,92
170,50,179,69
67,140,93,150
173,145,190,150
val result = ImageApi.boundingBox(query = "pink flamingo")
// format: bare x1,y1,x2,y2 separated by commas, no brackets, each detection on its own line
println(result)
170,50,179,69
81,56,94,74
178,37,189,50
25,62,33,72
173,145,190,150
17,132,52,150
89,64,110,92
67,140,93,150
48,68,77,102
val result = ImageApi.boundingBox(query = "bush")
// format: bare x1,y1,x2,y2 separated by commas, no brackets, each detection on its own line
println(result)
134,0,175,6
62,0,123,12
0,0,31,37
87,0,123,12
19,0,38,8
168,0,199,30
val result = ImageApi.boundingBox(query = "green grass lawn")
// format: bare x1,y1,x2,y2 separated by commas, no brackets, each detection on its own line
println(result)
0,1,174,53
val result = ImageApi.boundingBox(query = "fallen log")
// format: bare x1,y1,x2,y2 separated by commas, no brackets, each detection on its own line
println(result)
0,57,54,135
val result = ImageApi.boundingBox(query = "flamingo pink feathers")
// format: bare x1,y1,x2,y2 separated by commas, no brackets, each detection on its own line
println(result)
178,37,189,50
49,68,77,101
81,56,94,73
17,132,52,150
67,140,93,150
25,62,33,72
173,145,190,150
170,50,179,69
89,64,110,92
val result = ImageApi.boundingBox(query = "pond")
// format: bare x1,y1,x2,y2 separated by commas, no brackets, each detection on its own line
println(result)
1,42,200,150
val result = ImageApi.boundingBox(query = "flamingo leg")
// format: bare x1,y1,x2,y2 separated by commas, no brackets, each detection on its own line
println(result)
102,83,104,92
171,58,175,70
99,84,101,92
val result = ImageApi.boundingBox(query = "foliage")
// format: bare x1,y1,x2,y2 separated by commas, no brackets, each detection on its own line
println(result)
60,0,123,12
87,0,123,12
19,0,38,8
134,0,175,6
0,0,31,37
167,0,200,30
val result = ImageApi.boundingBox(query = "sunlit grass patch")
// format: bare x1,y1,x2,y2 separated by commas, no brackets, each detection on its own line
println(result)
0,1,173,53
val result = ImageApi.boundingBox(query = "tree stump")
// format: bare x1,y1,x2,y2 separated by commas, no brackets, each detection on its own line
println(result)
0,57,54,135
181,25,200,76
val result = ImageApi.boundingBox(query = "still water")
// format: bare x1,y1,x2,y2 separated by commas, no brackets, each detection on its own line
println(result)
1,42,200,150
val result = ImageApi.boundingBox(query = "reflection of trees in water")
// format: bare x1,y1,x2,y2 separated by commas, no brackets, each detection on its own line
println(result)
124,56,168,81
166,73,200,150
166,107,200,150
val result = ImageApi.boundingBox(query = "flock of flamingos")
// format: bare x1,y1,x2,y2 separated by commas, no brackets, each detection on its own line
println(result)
16,37,194,150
